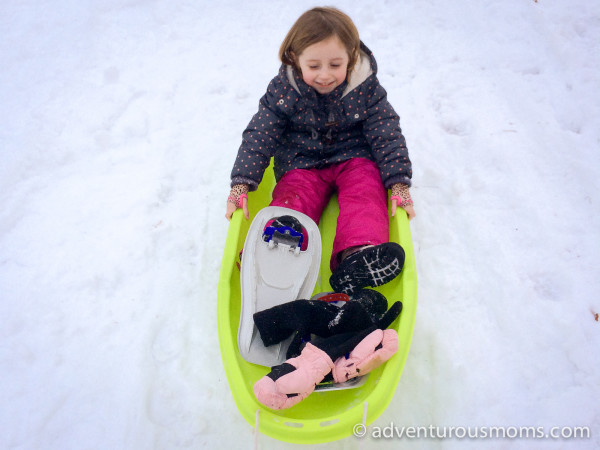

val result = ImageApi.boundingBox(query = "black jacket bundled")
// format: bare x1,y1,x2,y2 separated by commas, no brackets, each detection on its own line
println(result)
231,42,412,190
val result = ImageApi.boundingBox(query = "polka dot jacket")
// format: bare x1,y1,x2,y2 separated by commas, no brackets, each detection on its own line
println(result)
230,42,412,191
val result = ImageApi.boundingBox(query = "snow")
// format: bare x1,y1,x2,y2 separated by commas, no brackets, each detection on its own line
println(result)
1,0,599,449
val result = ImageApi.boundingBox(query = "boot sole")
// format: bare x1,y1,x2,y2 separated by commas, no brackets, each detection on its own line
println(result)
329,243,405,294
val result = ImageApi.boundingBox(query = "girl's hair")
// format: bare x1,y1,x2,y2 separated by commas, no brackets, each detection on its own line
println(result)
279,7,360,75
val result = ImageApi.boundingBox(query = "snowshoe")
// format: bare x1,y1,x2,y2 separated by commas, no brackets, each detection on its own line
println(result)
237,206,321,366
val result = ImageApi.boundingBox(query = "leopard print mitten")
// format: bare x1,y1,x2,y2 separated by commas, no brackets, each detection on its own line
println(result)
228,184,249,208
390,183,413,208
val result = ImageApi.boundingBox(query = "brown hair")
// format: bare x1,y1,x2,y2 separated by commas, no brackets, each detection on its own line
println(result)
279,7,361,75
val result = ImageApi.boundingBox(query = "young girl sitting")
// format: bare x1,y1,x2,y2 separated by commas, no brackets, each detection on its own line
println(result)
226,7,415,294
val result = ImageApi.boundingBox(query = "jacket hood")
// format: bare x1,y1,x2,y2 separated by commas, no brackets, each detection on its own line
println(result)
285,41,376,99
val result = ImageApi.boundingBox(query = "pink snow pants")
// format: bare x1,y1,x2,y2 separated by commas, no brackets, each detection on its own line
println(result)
270,158,389,271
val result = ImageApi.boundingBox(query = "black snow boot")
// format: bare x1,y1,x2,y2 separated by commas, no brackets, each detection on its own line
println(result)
329,243,405,295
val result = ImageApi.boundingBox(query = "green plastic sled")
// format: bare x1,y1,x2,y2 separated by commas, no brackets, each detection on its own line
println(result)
217,162,417,444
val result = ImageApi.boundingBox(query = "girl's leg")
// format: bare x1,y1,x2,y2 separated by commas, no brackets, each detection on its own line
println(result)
331,158,389,270
270,168,333,225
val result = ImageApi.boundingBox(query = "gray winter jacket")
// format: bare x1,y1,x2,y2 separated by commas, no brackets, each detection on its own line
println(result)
230,42,411,190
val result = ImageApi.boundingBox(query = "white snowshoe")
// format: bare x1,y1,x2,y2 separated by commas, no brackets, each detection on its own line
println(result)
237,206,321,366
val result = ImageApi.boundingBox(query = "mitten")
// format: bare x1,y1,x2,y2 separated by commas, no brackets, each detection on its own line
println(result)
332,329,399,383
253,343,334,410
376,301,403,330
390,183,413,208
253,304,402,410
253,290,393,358
253,299,339,348
326,289,388,335
227,183,249,208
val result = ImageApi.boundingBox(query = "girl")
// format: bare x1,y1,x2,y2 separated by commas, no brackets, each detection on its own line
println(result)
226,7,415,294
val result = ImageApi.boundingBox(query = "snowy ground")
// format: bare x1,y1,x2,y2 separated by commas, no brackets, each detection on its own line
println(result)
1,1,599,449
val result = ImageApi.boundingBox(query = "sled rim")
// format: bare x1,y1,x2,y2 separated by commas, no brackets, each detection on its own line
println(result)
217,164,417,444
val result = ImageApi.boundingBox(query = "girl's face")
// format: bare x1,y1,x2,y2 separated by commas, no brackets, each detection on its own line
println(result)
295,35,349,95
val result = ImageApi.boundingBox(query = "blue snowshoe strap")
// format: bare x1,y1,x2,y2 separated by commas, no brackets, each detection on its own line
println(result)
263,225,304,248
262,215,307,250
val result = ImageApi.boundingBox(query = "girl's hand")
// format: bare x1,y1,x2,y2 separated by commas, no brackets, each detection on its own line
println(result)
225,184,250,221
394,202,416,220
390,183,416,220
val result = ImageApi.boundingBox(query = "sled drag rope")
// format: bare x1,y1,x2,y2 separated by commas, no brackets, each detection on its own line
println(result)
253,409,259,450
359,402,368,450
